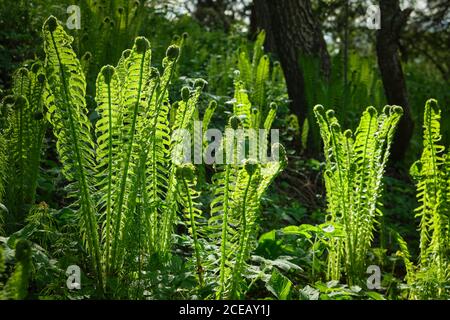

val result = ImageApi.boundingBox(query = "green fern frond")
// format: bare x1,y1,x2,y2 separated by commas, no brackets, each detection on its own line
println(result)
0,61,47,231
411,99,449,291
254,55,270,112
314,104,402,285
94,65,123,275
228,160,261,299
251,30,266,77
12,68,31,97
208,117,242,299
238,50,252,87
206,111,285,299
394,231,416,288
233,81,252,129
258,143,287,199
176,164,205,287
202,100,217,134
263,103,277,131
109,36,152,271
115,49,132,85
42,16,102,288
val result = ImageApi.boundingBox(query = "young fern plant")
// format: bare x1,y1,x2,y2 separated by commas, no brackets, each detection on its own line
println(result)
314,104,403,286
0,63,47,233
208,31,285,124
236,30,286,124
204,84,287,299
396,99,450,299
43,16,104,288
42,16,206,294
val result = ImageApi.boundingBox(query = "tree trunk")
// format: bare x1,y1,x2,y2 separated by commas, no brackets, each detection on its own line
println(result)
194,0,230,31
252,0,330,155
376,0,414,163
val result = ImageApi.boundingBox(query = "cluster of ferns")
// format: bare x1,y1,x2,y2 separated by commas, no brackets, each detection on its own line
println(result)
0,17,286,299
315,99,450,298
0,14,448,300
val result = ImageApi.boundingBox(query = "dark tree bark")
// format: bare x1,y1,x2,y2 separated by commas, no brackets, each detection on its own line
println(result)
376,0,414,163
252,0,330,154
194,0,231,31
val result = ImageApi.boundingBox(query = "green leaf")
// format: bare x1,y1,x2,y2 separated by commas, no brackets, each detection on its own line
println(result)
266,269,293,300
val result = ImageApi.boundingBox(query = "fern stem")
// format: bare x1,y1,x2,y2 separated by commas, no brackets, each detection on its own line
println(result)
218,164,231,299
182,177,204,287
104,81,113,277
